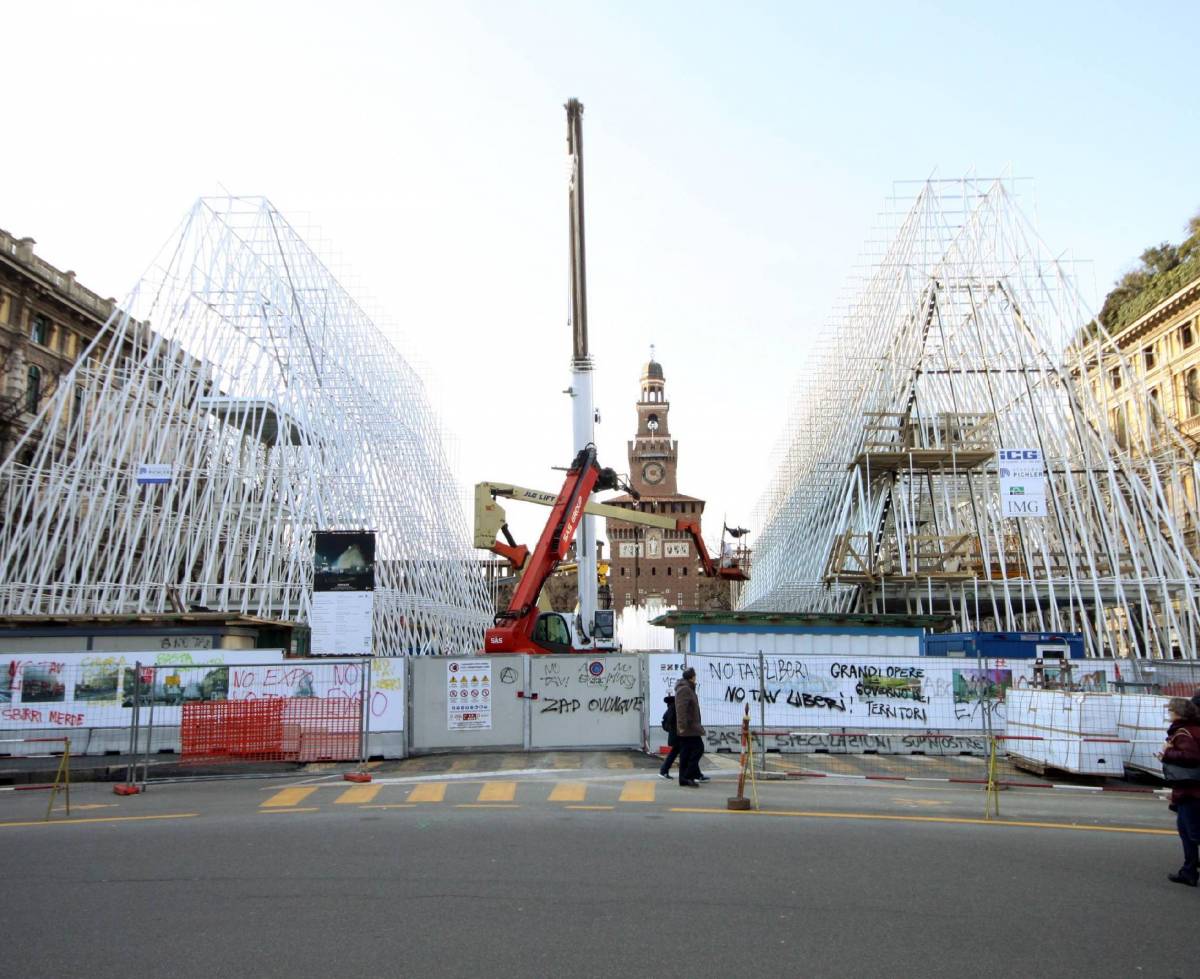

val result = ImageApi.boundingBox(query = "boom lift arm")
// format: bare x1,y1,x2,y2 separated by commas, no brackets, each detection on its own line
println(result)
482,446,619,654
477,480,750,582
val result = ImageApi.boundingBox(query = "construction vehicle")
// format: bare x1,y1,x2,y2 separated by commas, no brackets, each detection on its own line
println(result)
476,446,749,655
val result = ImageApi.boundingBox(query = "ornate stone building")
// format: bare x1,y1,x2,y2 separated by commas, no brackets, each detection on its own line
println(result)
0,227,122,461
605,352,710,609
1075,267,1200,556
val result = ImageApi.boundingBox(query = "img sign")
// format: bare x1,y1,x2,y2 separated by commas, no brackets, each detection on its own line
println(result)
998,448,1046,518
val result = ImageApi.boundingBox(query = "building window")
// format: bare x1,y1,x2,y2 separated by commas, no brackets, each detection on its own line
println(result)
1110,367,1121,390
651,567,656,576
72,388,84,429
681,567,688,577
25,365,41,413
1187,369,1200,418
1149,388,1163,427
30,314,49,346
667,567,673,576
1182,321,1195,349
619,567,626,577
1144,346,1156,372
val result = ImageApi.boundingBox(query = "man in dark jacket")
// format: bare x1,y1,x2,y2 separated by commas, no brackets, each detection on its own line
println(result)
675,668,707,787
1161,697,1200,886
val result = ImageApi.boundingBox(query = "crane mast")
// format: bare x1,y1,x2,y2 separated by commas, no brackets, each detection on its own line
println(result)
565,97,599,643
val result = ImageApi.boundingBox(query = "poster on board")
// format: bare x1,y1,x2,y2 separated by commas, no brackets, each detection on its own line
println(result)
447,658,492,731
311,530,376,655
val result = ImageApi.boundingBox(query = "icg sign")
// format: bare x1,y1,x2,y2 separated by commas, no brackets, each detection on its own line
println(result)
998,448,1046,518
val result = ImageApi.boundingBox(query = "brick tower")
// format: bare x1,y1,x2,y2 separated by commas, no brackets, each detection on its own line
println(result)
605,350,707,609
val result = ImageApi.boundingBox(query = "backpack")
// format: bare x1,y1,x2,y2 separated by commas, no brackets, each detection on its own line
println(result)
661,699,676,733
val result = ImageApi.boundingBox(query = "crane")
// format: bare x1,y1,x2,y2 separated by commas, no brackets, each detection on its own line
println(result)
477,449,749,654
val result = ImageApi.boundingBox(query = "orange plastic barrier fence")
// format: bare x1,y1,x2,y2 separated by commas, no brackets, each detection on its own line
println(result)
181,698,360,763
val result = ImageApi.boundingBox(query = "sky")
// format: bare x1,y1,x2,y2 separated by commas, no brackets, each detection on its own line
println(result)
4,0,1198,550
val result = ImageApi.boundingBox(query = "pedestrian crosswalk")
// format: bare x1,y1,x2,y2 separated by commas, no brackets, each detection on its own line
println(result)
258,777,684,811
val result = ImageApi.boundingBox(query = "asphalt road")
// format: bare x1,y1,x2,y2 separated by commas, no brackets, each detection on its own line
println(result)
0,757,1193,979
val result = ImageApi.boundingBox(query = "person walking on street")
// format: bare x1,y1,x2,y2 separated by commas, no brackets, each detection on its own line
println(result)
659,694,679,779
675,667,708,787
1160,697,1200,886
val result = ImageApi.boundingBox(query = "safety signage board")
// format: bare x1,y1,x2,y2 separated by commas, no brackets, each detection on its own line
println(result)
998,448,1047,518
447,658,492,731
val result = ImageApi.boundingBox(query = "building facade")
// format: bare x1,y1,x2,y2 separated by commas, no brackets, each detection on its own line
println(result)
1077,268,1200,556
0,227,121,461
605,354,710,609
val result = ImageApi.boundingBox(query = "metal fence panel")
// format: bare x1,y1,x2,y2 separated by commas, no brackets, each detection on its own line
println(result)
408,655,525,751
528,655,643,749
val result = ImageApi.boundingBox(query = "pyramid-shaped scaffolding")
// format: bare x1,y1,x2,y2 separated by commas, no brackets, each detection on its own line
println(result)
742,178,1200,659
0,197,492,655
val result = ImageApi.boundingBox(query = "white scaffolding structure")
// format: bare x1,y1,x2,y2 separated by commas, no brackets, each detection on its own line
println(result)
743,178,1200,659
0,197,492,655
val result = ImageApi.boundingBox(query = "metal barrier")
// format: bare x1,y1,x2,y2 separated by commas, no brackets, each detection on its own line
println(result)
121,659,371,789
0,736,71,818
2,649,1199,804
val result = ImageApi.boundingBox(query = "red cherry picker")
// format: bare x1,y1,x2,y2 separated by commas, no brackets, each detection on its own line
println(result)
476,446,749,654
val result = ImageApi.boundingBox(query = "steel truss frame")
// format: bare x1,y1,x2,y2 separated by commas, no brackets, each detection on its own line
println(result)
0,197,492,655
743,178,1200,659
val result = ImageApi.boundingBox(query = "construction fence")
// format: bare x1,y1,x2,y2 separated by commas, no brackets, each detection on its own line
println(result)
649,652,1200,793
2,648,1199,797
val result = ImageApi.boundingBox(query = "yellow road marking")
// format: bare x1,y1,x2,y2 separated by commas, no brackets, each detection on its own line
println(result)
448,757,477,773
361,804,416,810
336,784,381,805
262,786,319,808
409,782,446,803
605,755,634,769
478,781,517,802
619,780,656,803
566,805,614,810
549,782,587,802
456,804,520,809
668,807,1174,836
0,813,199,829
551,753,582,770
259,807,319,814
500,754,529,770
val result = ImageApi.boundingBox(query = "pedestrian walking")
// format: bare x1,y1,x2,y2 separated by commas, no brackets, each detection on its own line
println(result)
658,694,679,780
674,667,709,787
1159,697,1200,887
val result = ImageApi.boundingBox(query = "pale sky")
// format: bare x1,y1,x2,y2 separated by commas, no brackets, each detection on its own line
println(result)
4,1,1198,550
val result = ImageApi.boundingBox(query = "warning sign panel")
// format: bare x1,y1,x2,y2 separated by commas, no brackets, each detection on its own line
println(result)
447,658,492,731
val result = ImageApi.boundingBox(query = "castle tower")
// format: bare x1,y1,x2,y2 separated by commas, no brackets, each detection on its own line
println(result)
605,349,707,609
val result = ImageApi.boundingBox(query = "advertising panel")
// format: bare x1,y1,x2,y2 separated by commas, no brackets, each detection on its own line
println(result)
312,530,376,655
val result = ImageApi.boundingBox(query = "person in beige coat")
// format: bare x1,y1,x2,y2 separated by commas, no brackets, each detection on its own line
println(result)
674,667,708,787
